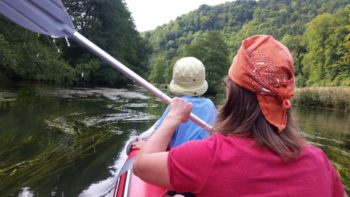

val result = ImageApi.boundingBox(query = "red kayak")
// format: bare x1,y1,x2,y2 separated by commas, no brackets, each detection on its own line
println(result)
113,127,168,197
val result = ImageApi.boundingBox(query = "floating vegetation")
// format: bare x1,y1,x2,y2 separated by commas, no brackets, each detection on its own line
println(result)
119,103,158,108
302,133,344,145
40,88,149,100
0,91,17,109
0,136,34,168
45,117,76,135
0,85,166,195
0,130,114,194
82,112,158,127
105,102,159,111
0,91,16,100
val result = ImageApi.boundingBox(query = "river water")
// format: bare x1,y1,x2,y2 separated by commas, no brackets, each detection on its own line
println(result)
0,85,349,196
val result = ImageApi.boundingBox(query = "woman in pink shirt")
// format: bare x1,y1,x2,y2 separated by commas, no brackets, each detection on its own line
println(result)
133,35,347,197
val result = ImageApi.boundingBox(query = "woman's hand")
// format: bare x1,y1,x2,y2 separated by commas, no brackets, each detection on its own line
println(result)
133,97,192,189
132,138,146,150
167,97,192,124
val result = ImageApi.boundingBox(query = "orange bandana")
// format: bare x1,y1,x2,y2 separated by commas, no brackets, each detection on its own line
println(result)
228,35,294,132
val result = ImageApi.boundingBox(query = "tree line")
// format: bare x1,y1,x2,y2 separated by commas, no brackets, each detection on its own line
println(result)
0,0,152,86
146,0,350,92
1,0,349,91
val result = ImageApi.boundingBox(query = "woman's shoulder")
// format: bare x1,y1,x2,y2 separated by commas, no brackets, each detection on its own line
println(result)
171,133,230,157
301,143,329,161
172,134,260,160
211,133,255,144
201,133,257,155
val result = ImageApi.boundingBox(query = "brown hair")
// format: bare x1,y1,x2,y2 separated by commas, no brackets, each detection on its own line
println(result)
214,79,305,161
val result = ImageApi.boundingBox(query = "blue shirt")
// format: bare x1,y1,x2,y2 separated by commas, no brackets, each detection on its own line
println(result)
154,96,216,147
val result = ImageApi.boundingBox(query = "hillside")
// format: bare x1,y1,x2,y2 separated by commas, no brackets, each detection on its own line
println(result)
145,0,350,91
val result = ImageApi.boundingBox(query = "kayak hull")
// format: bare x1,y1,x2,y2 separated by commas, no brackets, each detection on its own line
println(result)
113,140,167,197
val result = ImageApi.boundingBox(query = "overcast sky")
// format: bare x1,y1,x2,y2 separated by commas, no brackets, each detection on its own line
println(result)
124,0,230,32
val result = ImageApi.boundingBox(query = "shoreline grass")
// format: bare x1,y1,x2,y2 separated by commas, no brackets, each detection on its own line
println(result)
293,87,350,112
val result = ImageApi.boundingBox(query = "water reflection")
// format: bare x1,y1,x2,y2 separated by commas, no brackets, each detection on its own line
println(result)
293,107,350,192
0,85,165,196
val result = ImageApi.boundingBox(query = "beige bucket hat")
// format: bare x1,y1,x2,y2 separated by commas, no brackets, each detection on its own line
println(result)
169,57,208,96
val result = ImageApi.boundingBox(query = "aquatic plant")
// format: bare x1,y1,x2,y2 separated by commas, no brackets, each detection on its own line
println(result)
0,130,114,194
294,87,350,112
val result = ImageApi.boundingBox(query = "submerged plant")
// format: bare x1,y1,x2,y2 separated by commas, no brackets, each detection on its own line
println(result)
0,128,114,194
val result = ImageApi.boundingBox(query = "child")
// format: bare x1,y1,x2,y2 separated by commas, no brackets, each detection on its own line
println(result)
154,57,216,147
133,57,216,149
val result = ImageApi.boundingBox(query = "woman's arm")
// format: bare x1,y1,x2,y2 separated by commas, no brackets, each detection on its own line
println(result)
133,97,192,189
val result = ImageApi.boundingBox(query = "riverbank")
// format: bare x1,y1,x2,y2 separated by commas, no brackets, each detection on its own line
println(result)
293,87,350,112
156,85,350,112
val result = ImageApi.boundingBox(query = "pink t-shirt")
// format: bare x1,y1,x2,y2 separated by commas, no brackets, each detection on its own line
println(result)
168,133,344,197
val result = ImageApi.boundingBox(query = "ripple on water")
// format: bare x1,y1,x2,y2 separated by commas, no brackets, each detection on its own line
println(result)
82,112,158,127
119,103,159,108
41,88,149,100
105,102,159,110
302,133,344,145
110,130,124,135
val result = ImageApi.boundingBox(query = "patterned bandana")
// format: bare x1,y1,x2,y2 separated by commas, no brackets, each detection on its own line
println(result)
228,35,295,132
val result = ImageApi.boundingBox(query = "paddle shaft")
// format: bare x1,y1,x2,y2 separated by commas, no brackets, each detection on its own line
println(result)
72,31,214,132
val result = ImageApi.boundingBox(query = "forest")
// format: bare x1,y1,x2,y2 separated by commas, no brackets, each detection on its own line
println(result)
146,0,350,93
0,0,350,92
0,0,152,86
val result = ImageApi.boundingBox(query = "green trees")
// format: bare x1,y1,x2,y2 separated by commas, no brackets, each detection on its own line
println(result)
280,34,306,86
0,33,18,81
0,0,152,86
146,0,350,90
2,0,349,89
148,31,229,94
184,31,230,93
62,0,152,86
0,18,74,84
302,14,338,86
303,5,350,86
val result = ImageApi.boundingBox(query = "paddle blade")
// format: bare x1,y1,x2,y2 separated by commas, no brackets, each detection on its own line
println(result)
0,0,75,37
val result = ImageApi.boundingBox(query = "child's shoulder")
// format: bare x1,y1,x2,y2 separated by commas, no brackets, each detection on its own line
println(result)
182,96,214,104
